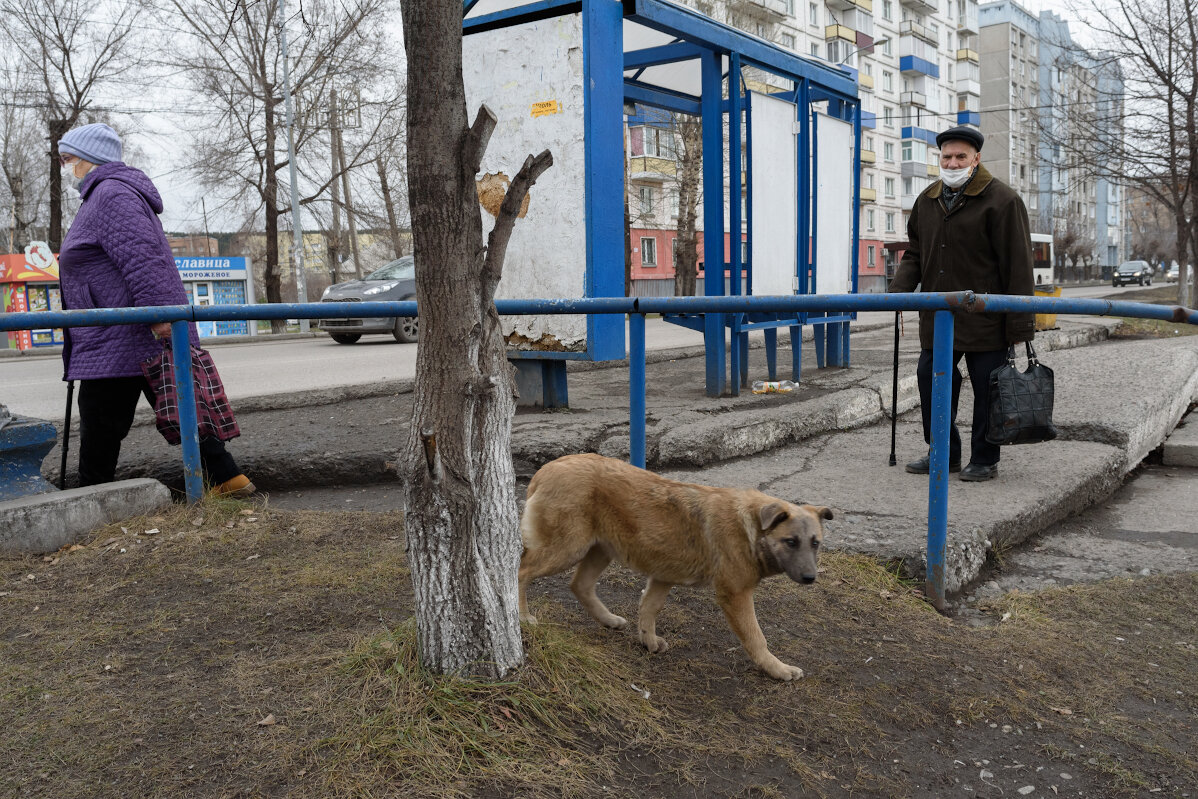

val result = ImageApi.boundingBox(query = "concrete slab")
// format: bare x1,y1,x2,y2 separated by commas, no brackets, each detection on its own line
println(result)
1162,414,1198,467
1037,336,1198,469
0,479,171,555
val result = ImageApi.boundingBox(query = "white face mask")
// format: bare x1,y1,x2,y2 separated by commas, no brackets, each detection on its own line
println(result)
940,165,974,189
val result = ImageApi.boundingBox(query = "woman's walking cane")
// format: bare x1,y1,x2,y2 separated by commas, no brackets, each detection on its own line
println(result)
889,312,900,466
59,380,74,489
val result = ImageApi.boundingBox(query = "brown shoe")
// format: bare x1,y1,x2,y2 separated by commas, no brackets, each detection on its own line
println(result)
211,474,256,498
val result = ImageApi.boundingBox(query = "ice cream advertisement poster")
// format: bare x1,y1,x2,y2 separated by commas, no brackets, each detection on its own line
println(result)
0,243,60,282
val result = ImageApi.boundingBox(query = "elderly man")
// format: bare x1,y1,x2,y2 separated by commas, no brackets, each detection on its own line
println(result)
888,125,1035,482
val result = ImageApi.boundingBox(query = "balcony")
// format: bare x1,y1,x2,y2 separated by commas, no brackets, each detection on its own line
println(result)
956,78,981,97
900,90,927,107
899,20,937,45
728,0,789,17
861,111,878,129
827,0,873,11
861,149,877,164
901,193,917,211
958,6,979,34
927,164,940,176
902,161,933,178
957,110,981,126
858,72,875,90
860,187,878,202
900,0,937,14
956,48,979,63
825,24,856,42
899,55,940,79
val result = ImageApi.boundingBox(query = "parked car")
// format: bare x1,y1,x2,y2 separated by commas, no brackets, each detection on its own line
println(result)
1112,260,1153,287
318,256,418,344
1165,263,1180,283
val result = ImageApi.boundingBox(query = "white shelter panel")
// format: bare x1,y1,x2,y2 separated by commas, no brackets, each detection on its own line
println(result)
464,13,587,350
814,114,854,295
749,92,798,297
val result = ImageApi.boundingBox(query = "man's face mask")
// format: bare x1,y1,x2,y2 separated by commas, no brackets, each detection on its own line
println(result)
940,166,973,189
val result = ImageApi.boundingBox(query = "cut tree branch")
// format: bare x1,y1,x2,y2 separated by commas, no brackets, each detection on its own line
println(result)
482,149,554,289
463,104,497,178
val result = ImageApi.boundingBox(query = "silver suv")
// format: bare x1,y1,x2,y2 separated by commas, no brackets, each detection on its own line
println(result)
1112,260,1153,287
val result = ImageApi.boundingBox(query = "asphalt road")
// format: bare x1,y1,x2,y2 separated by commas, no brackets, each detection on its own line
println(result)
0,286,1124,420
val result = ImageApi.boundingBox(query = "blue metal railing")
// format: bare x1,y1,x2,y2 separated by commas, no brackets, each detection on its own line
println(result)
3,292,1196,609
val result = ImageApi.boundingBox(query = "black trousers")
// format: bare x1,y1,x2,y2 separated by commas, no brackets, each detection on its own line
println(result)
76,376,240,488
915,347,1008,467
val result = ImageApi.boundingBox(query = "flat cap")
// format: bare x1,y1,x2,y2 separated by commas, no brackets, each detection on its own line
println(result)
935,125,984,151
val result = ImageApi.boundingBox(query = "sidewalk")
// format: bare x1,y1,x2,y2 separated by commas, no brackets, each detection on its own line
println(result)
22,315,1198,595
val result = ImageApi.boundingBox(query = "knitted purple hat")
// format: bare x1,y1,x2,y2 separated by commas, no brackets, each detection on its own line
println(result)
59,123,123,165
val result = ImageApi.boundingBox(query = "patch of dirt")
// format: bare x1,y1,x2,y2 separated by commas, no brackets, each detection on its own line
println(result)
2,500,1194,798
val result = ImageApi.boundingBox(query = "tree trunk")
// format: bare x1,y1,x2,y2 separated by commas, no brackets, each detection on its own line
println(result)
674,116,701,298
378,155,404,258
263,90,286,333
399,0,551,678
47,118,70,252
335,120,364,279
328,90,343,284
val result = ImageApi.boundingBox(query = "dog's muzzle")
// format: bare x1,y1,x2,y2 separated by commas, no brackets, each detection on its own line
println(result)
800,574,817,584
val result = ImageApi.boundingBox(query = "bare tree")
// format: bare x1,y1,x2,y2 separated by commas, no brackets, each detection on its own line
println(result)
399,0,552,677
0,69,47,251
1053,0,1198,304
164,0,403,328
0,0,142,250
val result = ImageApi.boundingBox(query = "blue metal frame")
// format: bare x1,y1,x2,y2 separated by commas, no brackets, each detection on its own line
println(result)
700,48,726,398
9,293,1193,608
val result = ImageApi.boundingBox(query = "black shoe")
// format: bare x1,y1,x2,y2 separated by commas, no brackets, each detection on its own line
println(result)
905,454,962,474
959,462,999,482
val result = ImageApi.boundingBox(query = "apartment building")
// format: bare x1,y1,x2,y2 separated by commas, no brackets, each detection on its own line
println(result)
627,0,983,295
978,2,1126,278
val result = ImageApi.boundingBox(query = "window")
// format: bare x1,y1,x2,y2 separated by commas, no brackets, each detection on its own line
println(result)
882,106,894,127
902,176,912,195
884,142,895,161
885,212,896,233
642,127,676,159
810,42,821,57
809,1,818,26
884,177,896,197
669,188,679,217
786,0,795,14
865,172,875,189
883,71,894,92
639,186,656,216
882,0,893,21
867,245,876,266
882,38,893,56
641,237,657,267
780,32,795,50
865,135,874,151
867,209,876,231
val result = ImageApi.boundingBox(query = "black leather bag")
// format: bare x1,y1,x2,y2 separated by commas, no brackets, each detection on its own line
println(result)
986,342,1058,446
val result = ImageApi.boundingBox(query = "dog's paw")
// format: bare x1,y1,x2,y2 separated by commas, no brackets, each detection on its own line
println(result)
520,613,539,626
640,631,670,654
601,614,629,630
765,662,805,681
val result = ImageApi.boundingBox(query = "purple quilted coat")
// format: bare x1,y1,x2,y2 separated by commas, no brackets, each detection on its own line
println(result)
59,163,197,381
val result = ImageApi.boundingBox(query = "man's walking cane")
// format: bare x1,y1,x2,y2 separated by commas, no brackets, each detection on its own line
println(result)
889,312,900,466
59,380,74,489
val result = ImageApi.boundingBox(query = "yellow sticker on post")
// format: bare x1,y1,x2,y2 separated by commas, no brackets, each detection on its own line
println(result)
531,100,561,118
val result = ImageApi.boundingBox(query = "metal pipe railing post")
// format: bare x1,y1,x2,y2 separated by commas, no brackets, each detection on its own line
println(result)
925,309,955,611
171,321,204,503
630,312,647,469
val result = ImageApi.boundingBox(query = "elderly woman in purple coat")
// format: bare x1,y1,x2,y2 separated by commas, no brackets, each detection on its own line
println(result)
57,123,254,497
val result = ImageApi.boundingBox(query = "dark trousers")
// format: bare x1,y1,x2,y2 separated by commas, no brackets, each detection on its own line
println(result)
916,348,1008,467
76,376,240,487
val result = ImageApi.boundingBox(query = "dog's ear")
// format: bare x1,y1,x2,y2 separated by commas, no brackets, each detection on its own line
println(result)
804,504,834,521
758,502,789,531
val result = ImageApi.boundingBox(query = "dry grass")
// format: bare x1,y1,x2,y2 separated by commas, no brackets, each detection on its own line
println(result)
2,500,1195,798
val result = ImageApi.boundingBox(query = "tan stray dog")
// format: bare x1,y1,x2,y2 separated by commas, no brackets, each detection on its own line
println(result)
518,453,832,681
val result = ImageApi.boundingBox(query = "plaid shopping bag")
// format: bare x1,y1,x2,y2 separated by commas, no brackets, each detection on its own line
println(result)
141,343,241,445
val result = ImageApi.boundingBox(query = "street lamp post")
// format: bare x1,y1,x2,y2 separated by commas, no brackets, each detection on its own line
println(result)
277,0,309,332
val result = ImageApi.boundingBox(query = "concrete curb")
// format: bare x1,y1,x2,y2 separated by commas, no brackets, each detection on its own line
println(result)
0,478,171,555
1163,413,1198,466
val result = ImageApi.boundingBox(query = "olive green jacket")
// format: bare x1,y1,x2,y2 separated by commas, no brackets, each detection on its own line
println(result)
888,164,1035,351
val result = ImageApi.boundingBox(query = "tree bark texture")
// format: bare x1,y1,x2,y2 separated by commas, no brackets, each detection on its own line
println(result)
399,0,551,678
263,91,285,333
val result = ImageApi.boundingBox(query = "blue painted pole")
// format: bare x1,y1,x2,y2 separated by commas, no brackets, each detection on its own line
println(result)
925,309,954,611
701,48,726,397
170,321,204,503
630,312,647,469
